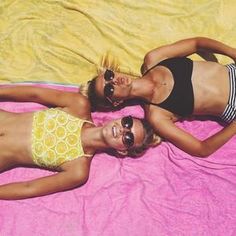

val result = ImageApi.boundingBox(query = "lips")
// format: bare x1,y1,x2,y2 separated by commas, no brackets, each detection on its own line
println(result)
116,77,128,85
123,77,131,85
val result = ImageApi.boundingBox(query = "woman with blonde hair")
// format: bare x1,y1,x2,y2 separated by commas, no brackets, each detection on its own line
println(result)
0,86,157,200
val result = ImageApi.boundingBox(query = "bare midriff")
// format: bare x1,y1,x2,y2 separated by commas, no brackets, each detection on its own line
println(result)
0,110,34,165
191,61,230,116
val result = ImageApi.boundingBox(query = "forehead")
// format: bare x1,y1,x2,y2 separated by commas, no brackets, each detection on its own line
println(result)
95,73,105,98
132,119,145,147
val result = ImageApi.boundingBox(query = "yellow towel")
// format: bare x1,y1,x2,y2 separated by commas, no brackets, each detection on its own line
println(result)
0,0,235,85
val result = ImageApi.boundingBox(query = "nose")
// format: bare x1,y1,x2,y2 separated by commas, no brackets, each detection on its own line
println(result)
111,77,118,85
120,124,131,135
117,124,128,137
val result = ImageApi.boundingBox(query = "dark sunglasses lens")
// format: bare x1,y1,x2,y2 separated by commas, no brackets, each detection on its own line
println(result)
104,69,114,81
123,132,134,148
104,83,114,97
121,116,133,129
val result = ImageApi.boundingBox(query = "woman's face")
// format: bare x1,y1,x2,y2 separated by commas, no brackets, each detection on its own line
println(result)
102,116,145,151
95,69,132,104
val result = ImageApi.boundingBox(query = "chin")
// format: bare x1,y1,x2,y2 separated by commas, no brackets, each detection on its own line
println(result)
102,125,113,142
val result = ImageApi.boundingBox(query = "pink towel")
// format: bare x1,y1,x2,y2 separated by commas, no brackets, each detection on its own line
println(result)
0,84,236,236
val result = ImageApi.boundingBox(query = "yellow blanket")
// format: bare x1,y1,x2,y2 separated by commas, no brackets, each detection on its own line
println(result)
0,0,235,85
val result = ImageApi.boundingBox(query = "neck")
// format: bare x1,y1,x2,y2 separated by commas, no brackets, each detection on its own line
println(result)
131,77,154,101
82,125,109,152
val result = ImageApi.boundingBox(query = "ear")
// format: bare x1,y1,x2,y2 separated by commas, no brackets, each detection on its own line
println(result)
116,149,128,156
113,100,124,107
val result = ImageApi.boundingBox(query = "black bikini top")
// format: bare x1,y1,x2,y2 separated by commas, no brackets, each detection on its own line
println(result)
143,57,194,117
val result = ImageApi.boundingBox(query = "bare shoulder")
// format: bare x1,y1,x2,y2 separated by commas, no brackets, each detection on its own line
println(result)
75,93,91,108
145,105,178,124
143,44,171,71
66,93,92,119
66,92,90,107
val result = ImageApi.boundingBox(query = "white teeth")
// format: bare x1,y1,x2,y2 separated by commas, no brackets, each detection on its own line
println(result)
112,126,117,137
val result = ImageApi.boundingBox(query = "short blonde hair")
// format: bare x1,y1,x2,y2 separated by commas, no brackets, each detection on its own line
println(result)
98,53,120,73
126,120,162,157
79,53,120,98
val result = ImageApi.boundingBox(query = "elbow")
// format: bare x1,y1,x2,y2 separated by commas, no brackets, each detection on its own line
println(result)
194,151,210,158
190,142,213,158
142,52,156,74
143,52,155,66
79,175,89,186
72,172,89,187
29,93,40,102
193,37,209,51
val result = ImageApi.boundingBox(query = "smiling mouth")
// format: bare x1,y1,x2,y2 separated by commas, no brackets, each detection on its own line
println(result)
112,125,117,138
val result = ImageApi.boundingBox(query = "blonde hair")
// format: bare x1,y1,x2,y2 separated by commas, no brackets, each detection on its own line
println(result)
79,82,90,97
81,53,140,111
126,121,162,158
80,53,139,96
99,53,120,73
80,53,120,97
150,133,162,147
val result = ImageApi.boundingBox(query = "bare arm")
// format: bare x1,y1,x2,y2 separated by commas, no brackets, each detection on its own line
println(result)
142,37,236,72
0,86,81,107
0,86,91,118
150,113,236,157
0,168,88,200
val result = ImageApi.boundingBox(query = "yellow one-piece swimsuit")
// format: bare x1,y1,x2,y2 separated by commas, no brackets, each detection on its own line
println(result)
31,108,93,168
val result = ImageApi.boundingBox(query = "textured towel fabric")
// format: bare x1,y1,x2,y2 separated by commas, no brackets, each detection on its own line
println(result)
1,0,236,235
0,1,236,85
0,84,236,236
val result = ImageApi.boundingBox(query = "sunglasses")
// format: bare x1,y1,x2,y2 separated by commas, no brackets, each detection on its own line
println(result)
121,116,134,148
103,69,115,100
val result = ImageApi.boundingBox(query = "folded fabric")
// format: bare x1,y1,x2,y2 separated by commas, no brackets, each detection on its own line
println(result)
0,84,236,236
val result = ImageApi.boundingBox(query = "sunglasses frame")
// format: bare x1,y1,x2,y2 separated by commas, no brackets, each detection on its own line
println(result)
103,69,115,100
121,116,134,148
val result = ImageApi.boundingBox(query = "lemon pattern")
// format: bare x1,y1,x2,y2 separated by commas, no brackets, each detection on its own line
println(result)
31,108,92,168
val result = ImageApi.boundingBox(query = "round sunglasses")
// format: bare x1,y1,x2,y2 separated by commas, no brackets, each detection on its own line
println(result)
121,116,134,148
103,69,115,100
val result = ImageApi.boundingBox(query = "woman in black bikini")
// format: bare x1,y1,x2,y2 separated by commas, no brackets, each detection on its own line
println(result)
83,37,236,157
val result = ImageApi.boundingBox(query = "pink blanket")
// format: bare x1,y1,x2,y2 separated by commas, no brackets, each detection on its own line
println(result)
0,84,236,236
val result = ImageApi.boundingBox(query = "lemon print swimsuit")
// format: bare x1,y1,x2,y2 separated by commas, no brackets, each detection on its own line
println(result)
31,108,92,168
